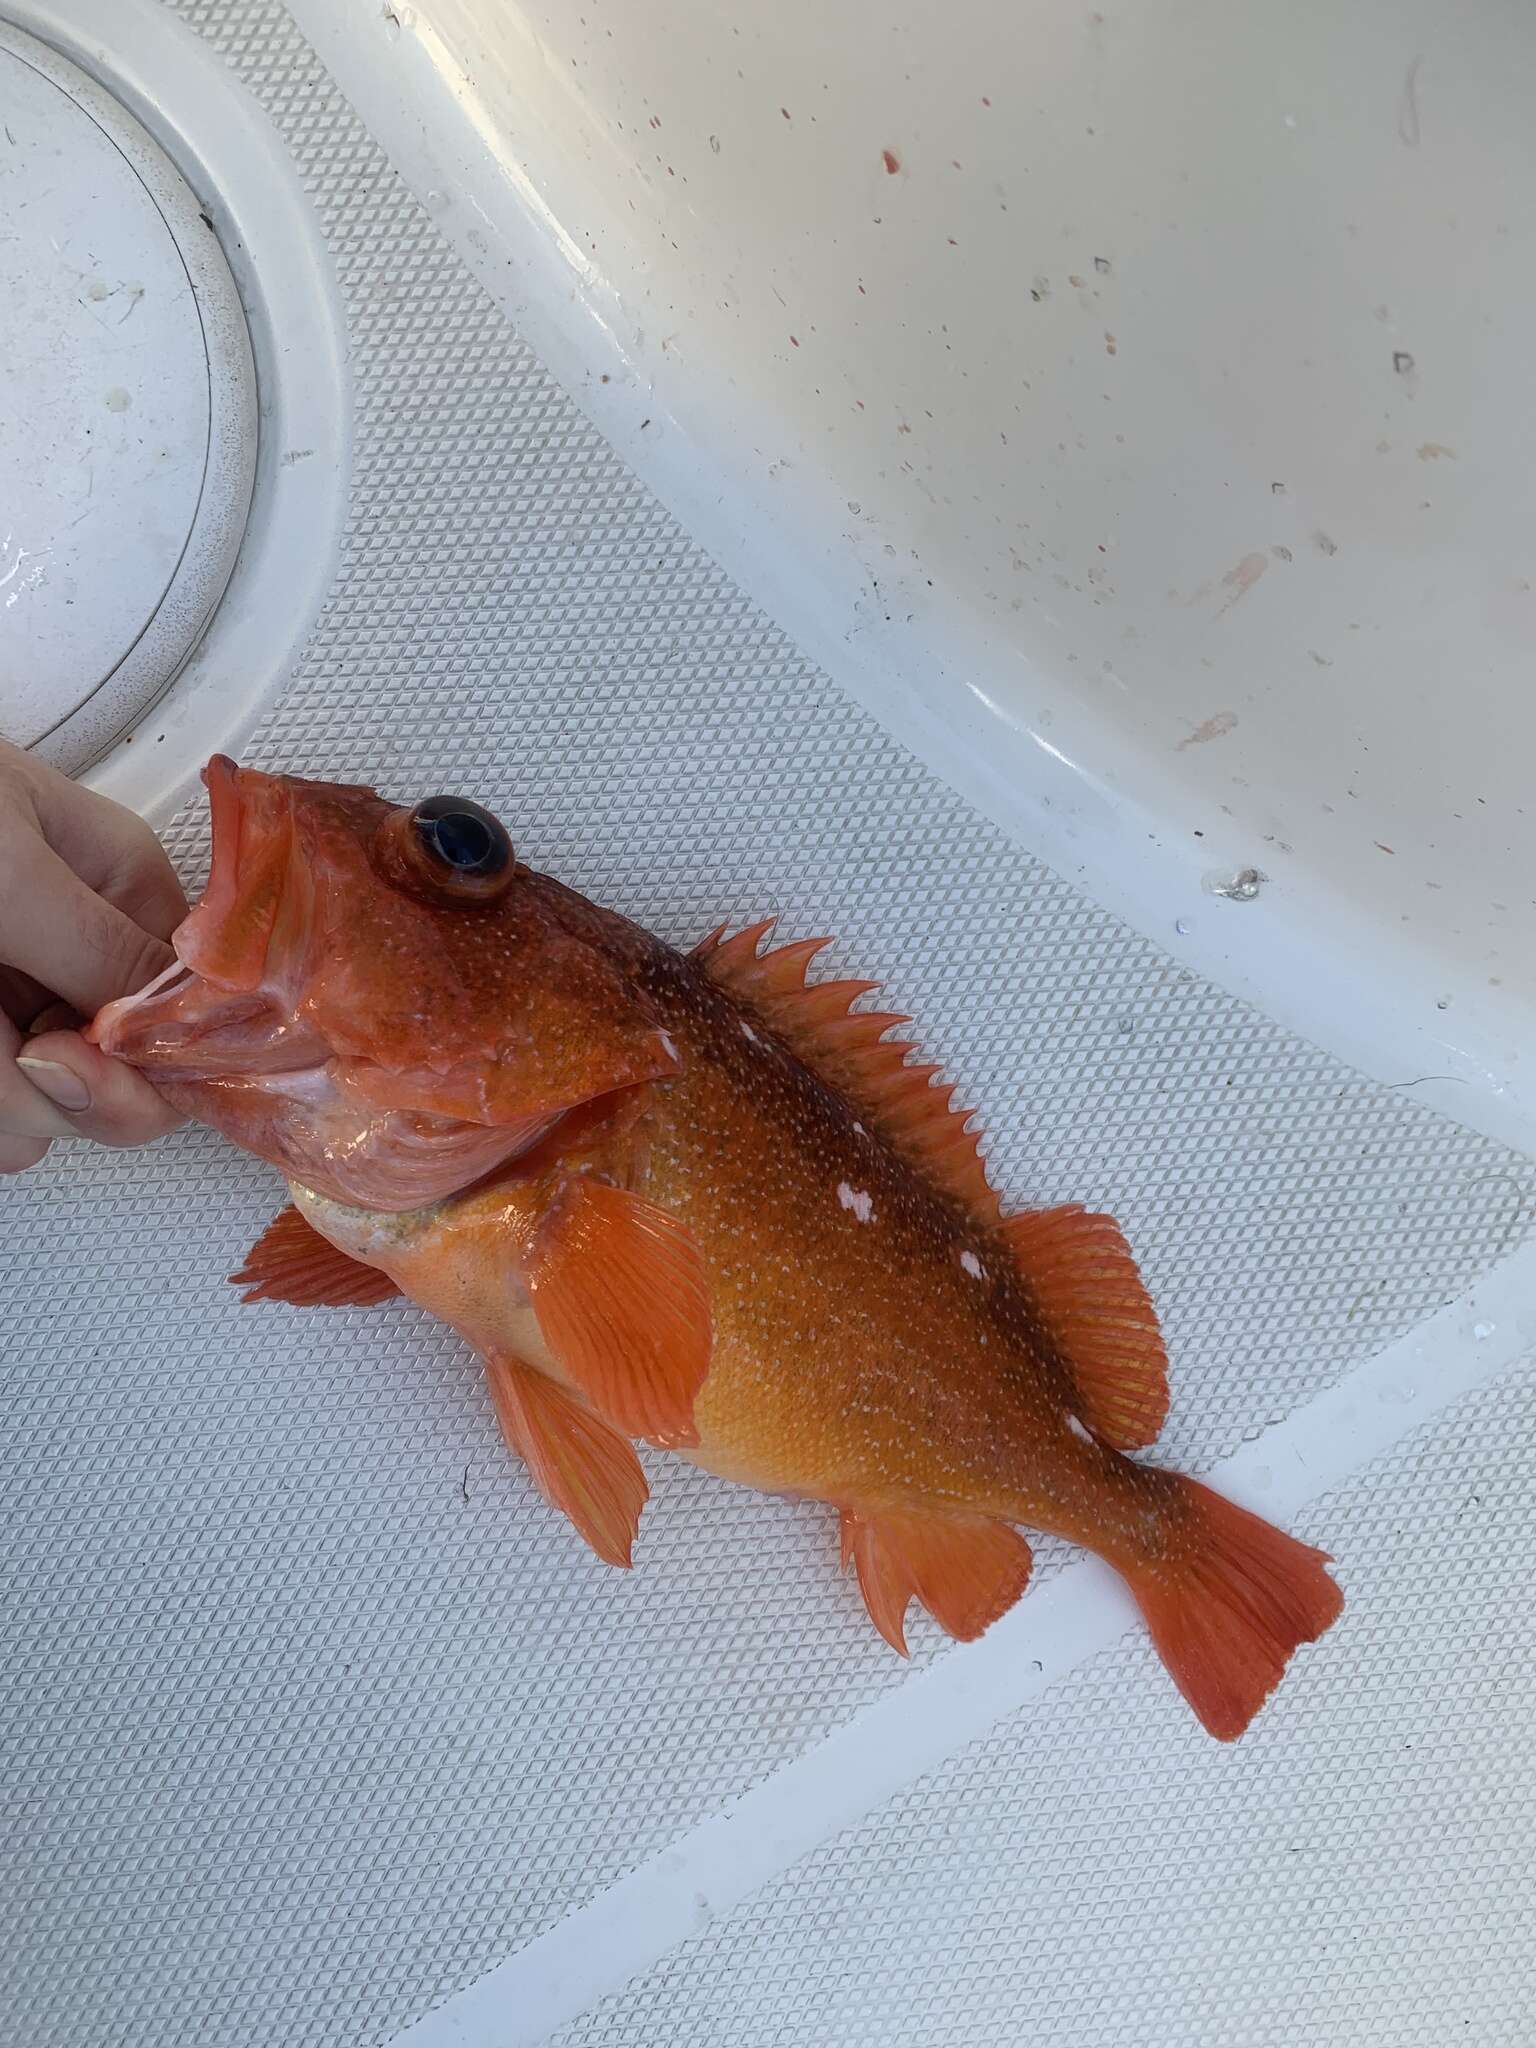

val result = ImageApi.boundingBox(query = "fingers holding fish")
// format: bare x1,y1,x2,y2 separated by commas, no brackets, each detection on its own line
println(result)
0,740,189,1171
0,1008,182,1159
18,1026,185,1151
0,1004,60,1170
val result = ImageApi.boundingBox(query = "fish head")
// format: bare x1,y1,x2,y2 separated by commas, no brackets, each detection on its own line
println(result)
90,757,678,1209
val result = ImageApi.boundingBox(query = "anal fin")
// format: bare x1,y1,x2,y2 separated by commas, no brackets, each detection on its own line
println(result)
230,1204,402,1308
485,1354,649,1569
839,1505,1033,1655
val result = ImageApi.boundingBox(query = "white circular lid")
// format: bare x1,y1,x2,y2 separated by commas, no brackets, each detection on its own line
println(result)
0,23,255,768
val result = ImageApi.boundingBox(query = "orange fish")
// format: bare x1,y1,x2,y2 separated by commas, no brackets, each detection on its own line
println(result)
92,758,1343,1739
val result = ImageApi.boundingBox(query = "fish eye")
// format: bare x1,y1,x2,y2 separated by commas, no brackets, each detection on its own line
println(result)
413,796,511,874
393,794,515,902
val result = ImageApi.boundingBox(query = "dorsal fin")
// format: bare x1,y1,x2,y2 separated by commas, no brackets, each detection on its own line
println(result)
693,919,1000,1224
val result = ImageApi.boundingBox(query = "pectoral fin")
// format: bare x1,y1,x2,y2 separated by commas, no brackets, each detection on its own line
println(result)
525,1176,713,1447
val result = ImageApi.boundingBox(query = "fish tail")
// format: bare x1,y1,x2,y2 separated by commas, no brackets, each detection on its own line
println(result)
1125,1477,1343,1740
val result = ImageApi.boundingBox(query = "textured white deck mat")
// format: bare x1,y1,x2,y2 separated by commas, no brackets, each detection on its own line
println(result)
2,6,1533,2045
553,1366,1536,2048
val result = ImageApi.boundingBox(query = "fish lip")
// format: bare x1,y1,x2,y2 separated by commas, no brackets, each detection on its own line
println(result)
177,753,288,987
86,978,319,1074
88,756,255,1057
86,957,197,1054
96,753,258,1012
170,755,307,995
198,753,246,932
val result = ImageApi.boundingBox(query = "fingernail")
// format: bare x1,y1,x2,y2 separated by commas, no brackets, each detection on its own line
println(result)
16,1057,92,1114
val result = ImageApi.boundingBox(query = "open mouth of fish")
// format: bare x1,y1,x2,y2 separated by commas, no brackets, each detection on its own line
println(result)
88,759,554,1210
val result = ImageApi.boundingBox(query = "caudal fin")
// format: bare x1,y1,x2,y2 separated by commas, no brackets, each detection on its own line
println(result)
1128,1478,1343,1740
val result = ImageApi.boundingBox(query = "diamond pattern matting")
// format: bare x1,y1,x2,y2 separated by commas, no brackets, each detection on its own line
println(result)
557,1362,1536,2048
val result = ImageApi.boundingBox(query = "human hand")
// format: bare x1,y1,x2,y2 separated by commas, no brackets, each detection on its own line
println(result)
0,740,188,1174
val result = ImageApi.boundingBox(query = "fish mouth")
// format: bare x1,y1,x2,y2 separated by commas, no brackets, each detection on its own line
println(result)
90,757,324,1078
178,754,309,992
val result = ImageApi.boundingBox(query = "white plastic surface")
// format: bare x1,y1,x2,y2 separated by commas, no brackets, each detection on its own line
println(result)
552,1351,1536,2048
5,0,351,818
284,0,1536,1158
0,37,207,731
0,18,256,770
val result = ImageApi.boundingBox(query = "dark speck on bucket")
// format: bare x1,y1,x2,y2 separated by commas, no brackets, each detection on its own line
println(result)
882,148,901,175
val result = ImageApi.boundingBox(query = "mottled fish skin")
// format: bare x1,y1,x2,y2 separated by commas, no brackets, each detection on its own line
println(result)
632,946,1169,1554
93,760,1344,1739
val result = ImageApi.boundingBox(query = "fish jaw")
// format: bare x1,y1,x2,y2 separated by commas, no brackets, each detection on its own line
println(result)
93,959,559,1212
89,972,326,1083
175,754,312,993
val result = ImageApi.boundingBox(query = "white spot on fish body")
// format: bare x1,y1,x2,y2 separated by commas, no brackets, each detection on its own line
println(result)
960,1250,985,1280
837,1181,874,1224
657,1030,680,1063
740,1019,764,1046
1066,1414,1094,1444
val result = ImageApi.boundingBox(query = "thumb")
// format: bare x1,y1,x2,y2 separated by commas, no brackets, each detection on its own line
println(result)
19,1028,186,1150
